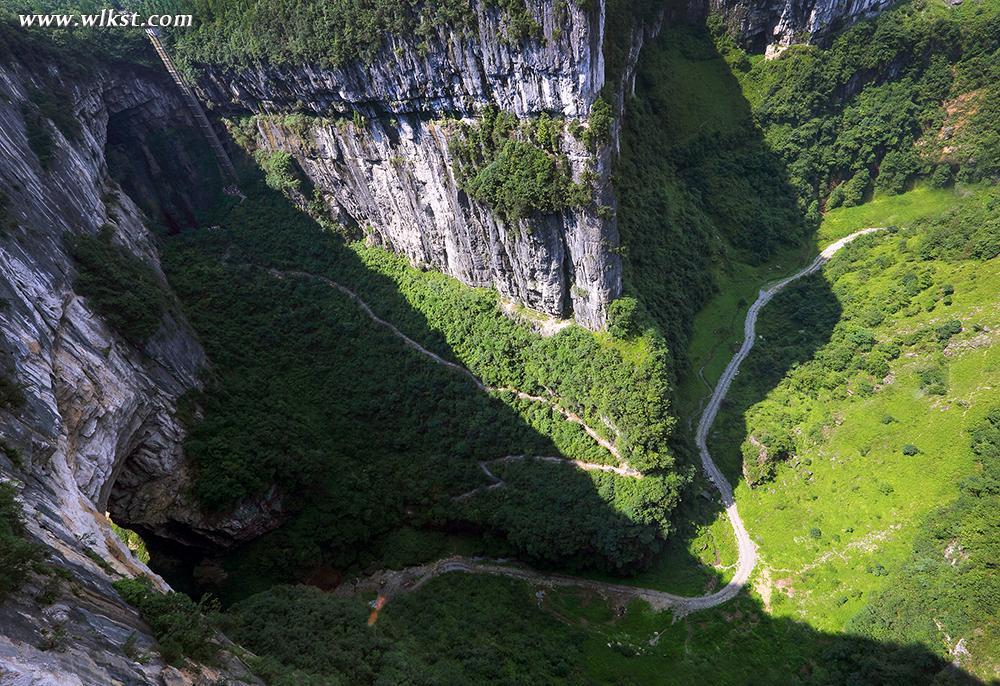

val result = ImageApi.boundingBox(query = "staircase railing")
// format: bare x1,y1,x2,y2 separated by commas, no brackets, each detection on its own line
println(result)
144,28,241,189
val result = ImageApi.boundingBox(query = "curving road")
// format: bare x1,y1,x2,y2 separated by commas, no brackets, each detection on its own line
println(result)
291,229,885,615
687,226,887,608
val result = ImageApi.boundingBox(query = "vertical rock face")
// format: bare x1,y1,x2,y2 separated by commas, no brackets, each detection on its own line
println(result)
194,0,623,329
0,54,259,684
707,0,896,55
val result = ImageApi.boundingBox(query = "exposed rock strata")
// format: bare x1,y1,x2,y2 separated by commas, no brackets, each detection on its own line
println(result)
0,54,262,684
194,0,622,329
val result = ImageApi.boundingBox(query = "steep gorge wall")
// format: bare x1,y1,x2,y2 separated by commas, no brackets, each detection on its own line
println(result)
193,0,623,329
707,0,896,55
188,0,891,330
0,50,260,684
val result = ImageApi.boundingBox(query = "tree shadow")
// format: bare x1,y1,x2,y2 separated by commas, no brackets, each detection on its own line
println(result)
614,23,814,374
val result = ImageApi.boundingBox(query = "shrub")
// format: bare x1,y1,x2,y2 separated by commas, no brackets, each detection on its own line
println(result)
450,107,588,223
582,97,613,149
254,150,303,194
0,482,43,598
68,226,166,342
607,296,641,339
901,444,919,456
917,363,947,395
462,140,568,221
875,149,919,196
839,170,871,208
809,527,822,539
935,319,961,343
828,171,871,209
929,164,953,189
112,576,219,665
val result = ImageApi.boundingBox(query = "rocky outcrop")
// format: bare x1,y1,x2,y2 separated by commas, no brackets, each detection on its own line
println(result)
708,0,896,55
0,49,262,684
194,0,622,329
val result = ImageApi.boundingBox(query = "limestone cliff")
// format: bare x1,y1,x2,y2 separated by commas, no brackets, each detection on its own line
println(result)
707,0,896,55
192,0,622,329
0,49,261,684
185,0,888,330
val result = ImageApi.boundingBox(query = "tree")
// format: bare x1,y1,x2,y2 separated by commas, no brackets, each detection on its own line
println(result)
876,149,919,195
608,297,641,339
0,483,42,598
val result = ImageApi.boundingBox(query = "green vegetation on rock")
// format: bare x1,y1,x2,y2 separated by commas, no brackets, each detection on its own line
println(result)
0,482,42,598
449,107,591,223
69,226,167,342
113,576,219,665
169,0,538,70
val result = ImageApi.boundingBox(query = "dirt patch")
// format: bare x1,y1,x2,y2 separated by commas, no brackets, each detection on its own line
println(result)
918,89,984,162
755,566,774,612
944,326,995,357
775,577,796,598
944,539,969,566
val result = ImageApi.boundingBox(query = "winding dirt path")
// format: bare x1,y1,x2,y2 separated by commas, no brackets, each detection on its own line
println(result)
295,229,885,615
453,454,644,501
268,268,626,471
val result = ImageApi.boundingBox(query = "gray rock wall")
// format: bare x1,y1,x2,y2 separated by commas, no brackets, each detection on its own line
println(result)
0,54,259,684
195,0,623,329
707,0,896,55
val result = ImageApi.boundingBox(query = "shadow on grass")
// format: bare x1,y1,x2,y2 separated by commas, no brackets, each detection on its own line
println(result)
537,577,984,685
613,22,842,586
593,21,976,685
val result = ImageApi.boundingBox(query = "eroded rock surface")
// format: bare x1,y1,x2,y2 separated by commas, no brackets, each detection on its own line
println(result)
195,0,623,329
0,52,262,685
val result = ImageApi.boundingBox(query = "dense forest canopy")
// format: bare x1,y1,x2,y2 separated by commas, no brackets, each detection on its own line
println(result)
719,0,1000,207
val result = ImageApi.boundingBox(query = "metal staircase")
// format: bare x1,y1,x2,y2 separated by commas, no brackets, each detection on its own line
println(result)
145,28,241,191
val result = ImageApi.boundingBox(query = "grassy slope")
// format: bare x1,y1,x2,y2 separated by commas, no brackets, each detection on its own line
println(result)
370,187,995,686
701,185,999,678
816,184,977,244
